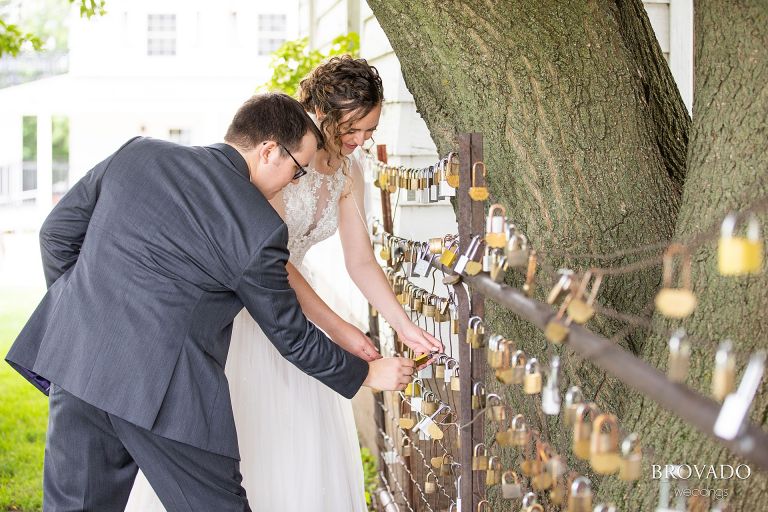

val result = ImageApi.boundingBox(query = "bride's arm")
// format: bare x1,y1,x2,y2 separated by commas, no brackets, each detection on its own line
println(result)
337,157,443,355
268,190,380,362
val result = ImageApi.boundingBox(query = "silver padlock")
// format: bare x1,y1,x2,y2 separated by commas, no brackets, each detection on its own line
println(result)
413,242,432,277
453,235,482,275
429,167,439,203
714,350,766,440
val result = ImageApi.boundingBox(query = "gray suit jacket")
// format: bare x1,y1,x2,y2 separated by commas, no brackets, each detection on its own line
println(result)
5,137,369,459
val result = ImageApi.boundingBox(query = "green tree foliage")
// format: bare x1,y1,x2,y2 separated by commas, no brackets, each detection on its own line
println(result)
259,32,359,97
0,0,104,57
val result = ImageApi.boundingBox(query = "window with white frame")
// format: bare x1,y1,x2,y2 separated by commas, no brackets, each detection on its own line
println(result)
147,14,177,56
258,13,287,55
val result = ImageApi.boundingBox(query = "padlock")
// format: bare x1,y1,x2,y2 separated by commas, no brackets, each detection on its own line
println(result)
435,355,447,380
567,476,593,512
487,334,505,369
422,391,439,416
410,391,423,414
450,304,460,334
412,289,424,313
398,400,415,429
718,212,762,275
573,403,599,460
521,492,539,512
532,467,553,492
564,386,584,427
439,236,460,268
486,456,501,486
486,393,506,422
544,317,570,344
542,356,561,415
496,413,514,447
429,167,439,203
505,228,530,267
667,328,690,383
468,161,489,201
618,433,642,481
429,236,445,255
436,297,451,323
450,366,461,391
501,470,522,499
524,358,542,394
567,271,604,324
496,349,525,384
655,244,697,318
476,500,491,512
454,235,483,275
386,166,397,193
466,315,486,349
440,454,455,476
472,442,489,471
712,339,736,401
430,453,445,469
401,436,412,458
472,381,486,410
714,351,767,441
511,414,530,447
590,413,621,475
490,253,508,283
422,295,437,318
546,268,574,304
445,152,460,188
520,447,543,477
482,245,494,273
523,249,538,296
545,453,567,482
424,472,437,494
444,358,458,386
485,204,508,248
405,377,422,397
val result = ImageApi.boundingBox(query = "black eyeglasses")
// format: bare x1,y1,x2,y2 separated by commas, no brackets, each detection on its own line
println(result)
279,144,308,180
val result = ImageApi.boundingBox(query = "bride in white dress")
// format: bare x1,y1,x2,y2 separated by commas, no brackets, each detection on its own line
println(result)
126,56,442,511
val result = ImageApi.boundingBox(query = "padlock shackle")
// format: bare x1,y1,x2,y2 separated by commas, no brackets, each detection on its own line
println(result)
668,328,690,355
525,357,540,373
511,349,527,367
471,161,486,186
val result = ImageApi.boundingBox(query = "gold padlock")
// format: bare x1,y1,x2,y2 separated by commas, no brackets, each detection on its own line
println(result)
450,305,460,334
485,203,508,248
486,456,501,486
549,477,566,506
472,381,486,410
476,499,491,512
405,377,422,397
590,413,621,475
472,442,489,471
568,476,593,512
398,399,415,429
511,414,530,447
468,161,489,201
564,386,584,427
435,355,446,380
496,413,514,447
422,295,437,318
422,392,439,416
524,358,542,394
401,436,412,458
619,433,642,481
424,472,437,494
655,244,697,318
439,236,460,267
667,328,690,383
466,316,485,349
573,403,599,460
445,152,460,188
450,366,461,392
719,212,763,275
429,236,445,255
440,454,454,476
486,393,506,422
505,228,529,268
487,334,505,369
567,271,604,324
712,340,736,401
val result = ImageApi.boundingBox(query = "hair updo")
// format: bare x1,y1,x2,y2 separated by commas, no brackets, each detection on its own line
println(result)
298,55,384,166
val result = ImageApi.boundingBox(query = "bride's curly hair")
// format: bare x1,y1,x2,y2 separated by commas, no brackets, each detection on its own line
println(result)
298,55,384,177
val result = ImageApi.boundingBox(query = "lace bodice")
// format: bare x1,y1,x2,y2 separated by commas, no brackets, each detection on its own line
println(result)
283,150,362,265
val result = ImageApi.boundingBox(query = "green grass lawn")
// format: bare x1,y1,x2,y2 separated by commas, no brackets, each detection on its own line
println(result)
0,287,46,512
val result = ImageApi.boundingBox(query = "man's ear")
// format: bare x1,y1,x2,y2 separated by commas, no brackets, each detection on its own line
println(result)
259,141,278,164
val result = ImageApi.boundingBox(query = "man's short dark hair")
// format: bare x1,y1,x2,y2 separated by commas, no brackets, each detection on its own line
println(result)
225,93,324,152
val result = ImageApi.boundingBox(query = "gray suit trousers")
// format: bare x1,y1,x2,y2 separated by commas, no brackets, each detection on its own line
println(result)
43,384,251,512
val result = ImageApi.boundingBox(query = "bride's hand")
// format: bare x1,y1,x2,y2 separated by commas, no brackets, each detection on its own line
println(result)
395,321,444,359
334,322,382,362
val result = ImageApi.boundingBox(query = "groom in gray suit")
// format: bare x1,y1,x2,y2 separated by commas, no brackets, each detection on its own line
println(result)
5,92,415,511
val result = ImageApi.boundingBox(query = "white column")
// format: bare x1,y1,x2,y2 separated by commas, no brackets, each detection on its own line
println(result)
669,0,694,116
36,113,53,219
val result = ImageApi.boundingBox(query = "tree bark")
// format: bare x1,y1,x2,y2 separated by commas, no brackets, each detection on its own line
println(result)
368,0,766,509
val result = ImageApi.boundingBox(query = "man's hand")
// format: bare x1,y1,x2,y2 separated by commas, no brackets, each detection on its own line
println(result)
332,322,381,362
396,321,444,356
363,357,415,391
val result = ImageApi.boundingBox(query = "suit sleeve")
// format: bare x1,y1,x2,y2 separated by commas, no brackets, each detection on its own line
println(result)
39,137,140,288
233,223,369,399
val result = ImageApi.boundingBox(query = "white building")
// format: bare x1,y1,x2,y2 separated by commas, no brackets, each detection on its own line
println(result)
0,0,298,231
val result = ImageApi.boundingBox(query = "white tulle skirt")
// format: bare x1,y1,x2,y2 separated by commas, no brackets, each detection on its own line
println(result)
125,308,367,512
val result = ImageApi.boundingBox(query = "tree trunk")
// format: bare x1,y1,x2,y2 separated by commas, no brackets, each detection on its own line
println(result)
368,0,766,509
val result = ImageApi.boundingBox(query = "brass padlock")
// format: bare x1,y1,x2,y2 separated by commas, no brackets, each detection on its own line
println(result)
712,339,736,401
573,403,599,460
524,358,542,394
387,166,397,193
450,304,460,334
505,228,529,268
485,203,508,248
468,161,489,201
486,393,506,422
422,391,439,416
412,289,424,313
486,456,501,486
450,366,461,392
496,414,514,447
440,454,454,476
511,414,530,447
398,398,415,429
445,152,460,188
436,297,451,323
454,235,482,275
618,433,642,481
667,328,690,383
429,236,445,255
564,386,584,427
489,253,508,283
405,377,423,397
472,381,486,410
422,295,437,318
496,348,525,384
502,470,522,499
567,271,604,324
401,436,412,458
476,499,491,512
655,243,697,318
435,355,446,380
487,334,505,369
439,236,460,268
568,476,593,512
424,472,437,494
590,413,621,475
472,442,489,471
719,212,762,275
